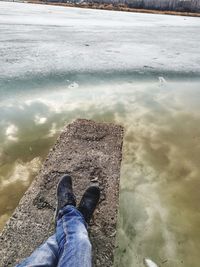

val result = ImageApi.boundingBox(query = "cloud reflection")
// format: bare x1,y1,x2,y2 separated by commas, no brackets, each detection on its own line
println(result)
0,77,200,267
5,124,18,142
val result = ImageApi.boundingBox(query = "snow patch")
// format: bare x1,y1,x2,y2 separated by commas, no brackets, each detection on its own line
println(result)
68,82,79,89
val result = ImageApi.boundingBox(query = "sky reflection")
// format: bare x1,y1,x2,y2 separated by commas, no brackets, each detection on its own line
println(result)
0,75,200,267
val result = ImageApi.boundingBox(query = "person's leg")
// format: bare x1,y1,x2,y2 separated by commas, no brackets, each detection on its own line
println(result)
15,173,74,267
16,234,59,267
16,174,100,267
56,205,92,267
55,176,100,267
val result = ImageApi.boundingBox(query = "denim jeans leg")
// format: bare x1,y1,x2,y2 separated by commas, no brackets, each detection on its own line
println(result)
56,205,92,267
15,234,59,267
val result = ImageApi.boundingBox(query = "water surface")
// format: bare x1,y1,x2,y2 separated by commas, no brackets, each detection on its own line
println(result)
1,73,200,267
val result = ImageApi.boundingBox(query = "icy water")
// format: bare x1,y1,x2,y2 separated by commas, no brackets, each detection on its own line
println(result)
0,2,200,267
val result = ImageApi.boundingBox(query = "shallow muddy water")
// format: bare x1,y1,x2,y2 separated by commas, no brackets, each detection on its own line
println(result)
1,73,200,267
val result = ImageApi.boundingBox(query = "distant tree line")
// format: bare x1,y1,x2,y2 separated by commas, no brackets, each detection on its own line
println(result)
46,0,200,13
86,0,200,12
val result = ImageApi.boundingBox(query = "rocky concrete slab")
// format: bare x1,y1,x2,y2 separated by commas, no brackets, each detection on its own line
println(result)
0,119,124,267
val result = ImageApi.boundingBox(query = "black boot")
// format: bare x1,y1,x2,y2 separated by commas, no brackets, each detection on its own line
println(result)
55,174,76,220
78,186,100,223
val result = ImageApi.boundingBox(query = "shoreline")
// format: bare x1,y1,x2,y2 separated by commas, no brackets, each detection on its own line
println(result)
25,1,200,17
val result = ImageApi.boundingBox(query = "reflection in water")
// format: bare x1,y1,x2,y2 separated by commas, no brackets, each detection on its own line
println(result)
0,74,200,267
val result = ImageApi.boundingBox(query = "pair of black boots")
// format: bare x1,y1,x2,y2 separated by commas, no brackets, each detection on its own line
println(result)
55,175,100,223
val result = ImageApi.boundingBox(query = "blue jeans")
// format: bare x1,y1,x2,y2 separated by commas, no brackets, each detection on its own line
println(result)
16,205,92,267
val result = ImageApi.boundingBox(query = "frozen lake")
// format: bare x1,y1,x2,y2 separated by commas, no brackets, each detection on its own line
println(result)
0,1,200,78
0,2,200,266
